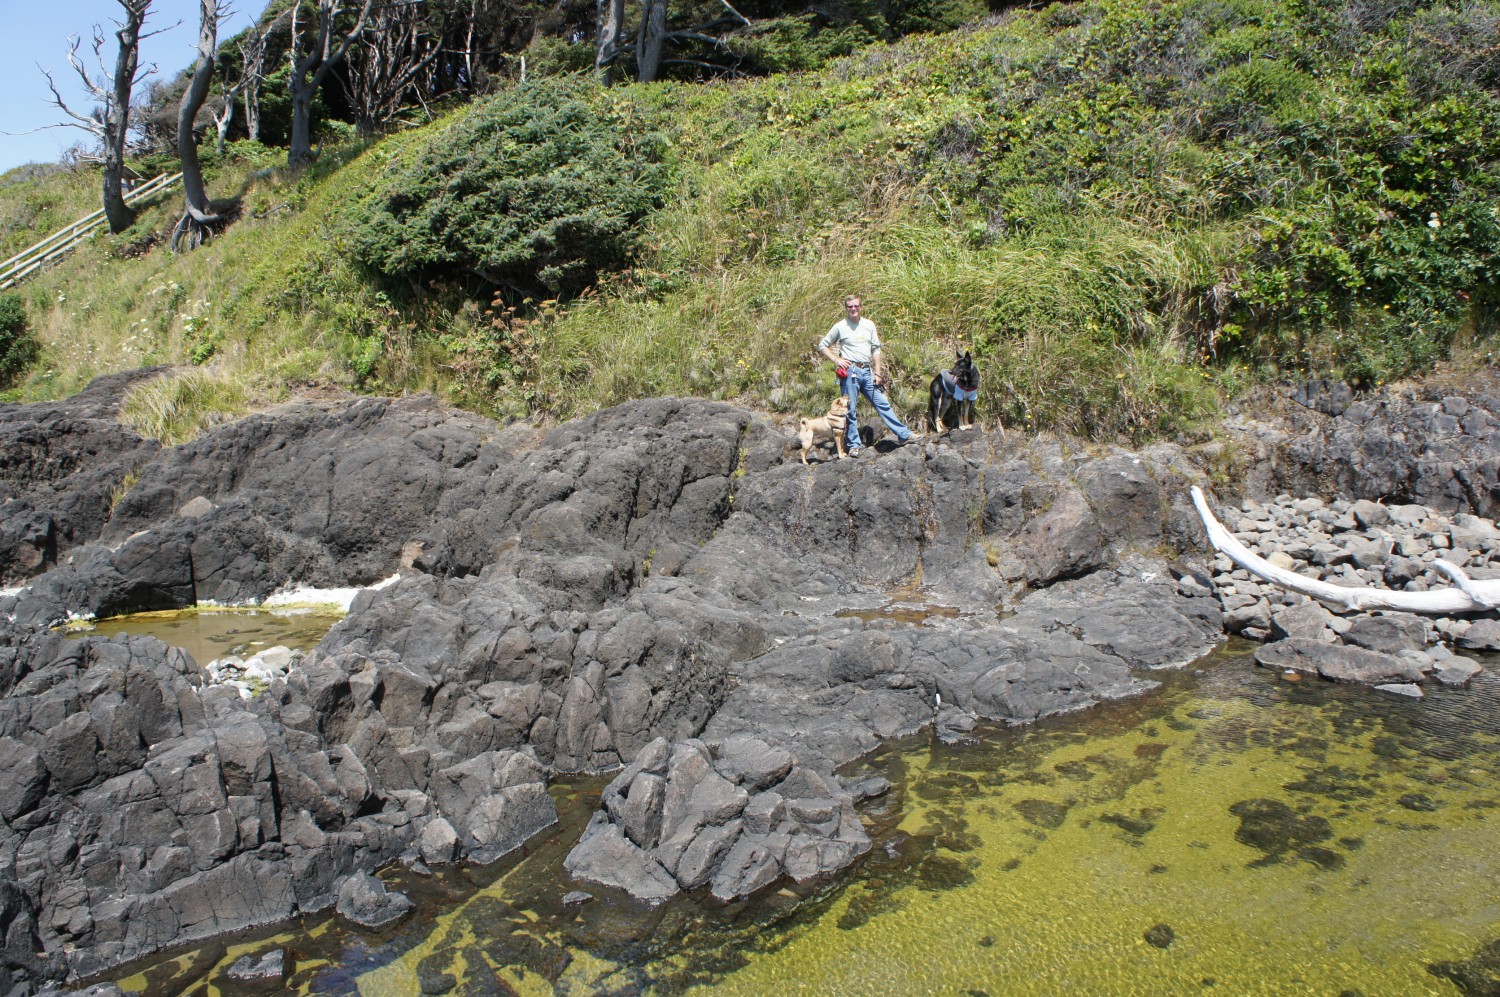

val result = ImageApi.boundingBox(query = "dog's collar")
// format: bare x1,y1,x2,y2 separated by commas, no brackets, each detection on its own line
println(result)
939,370,978,402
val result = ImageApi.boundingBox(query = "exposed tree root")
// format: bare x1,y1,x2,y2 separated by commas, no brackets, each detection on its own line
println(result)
170,200,240,253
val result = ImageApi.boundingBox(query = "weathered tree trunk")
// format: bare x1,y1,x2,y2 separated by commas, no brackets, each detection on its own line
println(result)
172,0,223,251
103,1,152,233
288,85,316,166
1192,486,1500,613
595,0,627,79
636,0,668,82
287,0,375,170
213,95,234,156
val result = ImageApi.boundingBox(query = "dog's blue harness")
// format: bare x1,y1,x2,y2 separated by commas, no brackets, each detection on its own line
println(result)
939,370,978,402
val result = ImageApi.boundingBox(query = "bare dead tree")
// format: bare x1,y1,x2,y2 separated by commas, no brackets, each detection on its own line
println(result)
342,0,446,140
173,0,230,251
595,0,628,78
212,72,247,155
286,0,377,169
39,1,161,233
463,0,479,91
237,9,289,143
636,0,668,82
240,26,268,141
596,0,752,83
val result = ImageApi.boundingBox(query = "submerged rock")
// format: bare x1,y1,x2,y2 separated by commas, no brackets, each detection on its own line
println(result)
1144,923,1175,949
335,872,414,929
1228,798,1333,866
225,948,287,985
1429,938,1500,996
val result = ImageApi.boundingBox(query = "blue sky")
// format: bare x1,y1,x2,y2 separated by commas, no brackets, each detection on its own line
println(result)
0,1,258,174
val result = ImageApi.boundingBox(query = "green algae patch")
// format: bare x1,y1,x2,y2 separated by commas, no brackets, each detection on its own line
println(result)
675,653,1500,996
101,647,1500,996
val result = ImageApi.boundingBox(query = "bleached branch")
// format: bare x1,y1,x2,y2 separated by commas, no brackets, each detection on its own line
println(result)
1191,486,1500,614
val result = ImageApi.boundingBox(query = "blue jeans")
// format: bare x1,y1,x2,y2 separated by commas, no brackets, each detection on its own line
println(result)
841,364,912,450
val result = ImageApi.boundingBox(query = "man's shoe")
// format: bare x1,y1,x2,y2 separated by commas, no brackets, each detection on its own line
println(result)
848,447,863,458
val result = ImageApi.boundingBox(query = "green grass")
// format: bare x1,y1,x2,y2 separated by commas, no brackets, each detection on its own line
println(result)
1,0,1496,440
119,367,253,445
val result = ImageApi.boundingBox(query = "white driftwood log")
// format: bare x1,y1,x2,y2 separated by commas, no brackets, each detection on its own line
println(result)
1191,486,1500,614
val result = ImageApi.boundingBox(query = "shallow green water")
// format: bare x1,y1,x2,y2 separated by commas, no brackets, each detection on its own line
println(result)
66,607,342,667
111,642,1500,996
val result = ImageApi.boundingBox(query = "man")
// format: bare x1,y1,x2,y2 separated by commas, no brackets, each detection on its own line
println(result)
817,295,919,458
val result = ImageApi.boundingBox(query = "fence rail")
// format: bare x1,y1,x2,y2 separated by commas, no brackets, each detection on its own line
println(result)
0,172,183,291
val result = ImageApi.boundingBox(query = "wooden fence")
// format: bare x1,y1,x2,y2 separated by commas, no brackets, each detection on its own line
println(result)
0,172,183,291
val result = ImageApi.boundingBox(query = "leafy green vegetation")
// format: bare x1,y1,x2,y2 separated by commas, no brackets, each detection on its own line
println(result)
351,77,674,297
0,291,38,388
1,0,1495,440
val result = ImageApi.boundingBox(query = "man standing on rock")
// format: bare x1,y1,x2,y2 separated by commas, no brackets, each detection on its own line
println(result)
818,295,919,458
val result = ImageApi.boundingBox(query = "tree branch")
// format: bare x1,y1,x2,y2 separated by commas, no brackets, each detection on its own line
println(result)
660,57,745,75
39,66,107,136
717,0,752,26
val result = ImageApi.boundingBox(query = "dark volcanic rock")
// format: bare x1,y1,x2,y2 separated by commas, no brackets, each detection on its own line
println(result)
1254,638,1429,685
1292,379,1354,417
1227,371,1500,518
336,872,414,928
0,383,1240,979
10,393,514,623
0,369,167,586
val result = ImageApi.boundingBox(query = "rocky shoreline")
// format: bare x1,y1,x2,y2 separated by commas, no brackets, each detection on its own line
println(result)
1206,492,1500,694
0,367,1497,992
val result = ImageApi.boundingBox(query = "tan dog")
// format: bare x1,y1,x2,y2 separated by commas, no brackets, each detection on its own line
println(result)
799,396,851,464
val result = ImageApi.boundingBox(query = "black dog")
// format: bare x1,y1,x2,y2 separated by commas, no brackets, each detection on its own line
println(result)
928,350,980,432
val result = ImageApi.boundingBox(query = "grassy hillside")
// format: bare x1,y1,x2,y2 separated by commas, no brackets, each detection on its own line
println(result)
2,0,1497,442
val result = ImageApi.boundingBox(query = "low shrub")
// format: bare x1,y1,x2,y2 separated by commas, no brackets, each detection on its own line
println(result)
350,76,674,298
0,292,37,387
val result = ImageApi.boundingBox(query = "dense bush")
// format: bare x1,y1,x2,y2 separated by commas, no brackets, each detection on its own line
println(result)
350,77,673,297
902,0,1500,389
0,292,37,387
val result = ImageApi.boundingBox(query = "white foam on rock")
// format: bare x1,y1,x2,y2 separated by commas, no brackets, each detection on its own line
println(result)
262,573,401,612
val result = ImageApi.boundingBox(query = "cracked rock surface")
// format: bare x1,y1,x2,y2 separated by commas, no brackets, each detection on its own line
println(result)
2,375,1242,986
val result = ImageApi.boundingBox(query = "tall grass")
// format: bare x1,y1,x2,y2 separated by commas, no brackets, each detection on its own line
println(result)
0,165,102,260
119,367,252,445
0,0,1493,440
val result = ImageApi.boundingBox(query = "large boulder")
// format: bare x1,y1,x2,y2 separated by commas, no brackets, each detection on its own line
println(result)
1254,638,1430,685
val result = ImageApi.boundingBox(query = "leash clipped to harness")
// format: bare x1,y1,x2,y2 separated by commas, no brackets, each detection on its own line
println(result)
939,370,978,402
